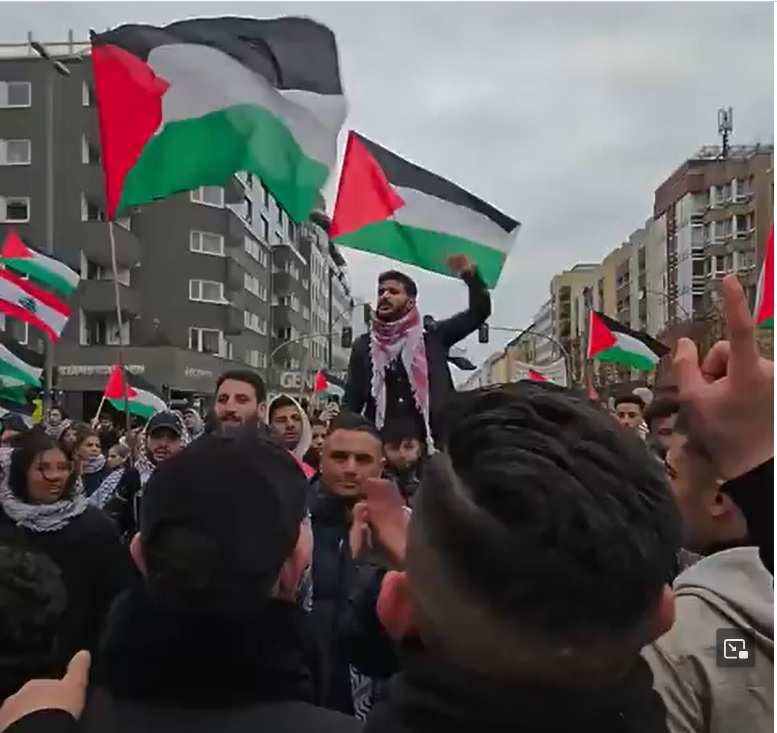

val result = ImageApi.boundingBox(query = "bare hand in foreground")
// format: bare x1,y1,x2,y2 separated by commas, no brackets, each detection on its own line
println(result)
673,274,774,480
0,651,91,732
363,477,410,567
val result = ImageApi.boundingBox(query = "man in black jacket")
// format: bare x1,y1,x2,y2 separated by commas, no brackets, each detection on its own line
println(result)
78,429,360,733
344,255,490,448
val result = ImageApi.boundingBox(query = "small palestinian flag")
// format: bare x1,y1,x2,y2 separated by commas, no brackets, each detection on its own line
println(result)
755,225,773,329
0,231,80,298
526,370,548,383
91,17,346,222
103,365,167,419
313,371,328,393
331,132,520,288
0,332,43,388
587,312,669,372
313,370,345,397
0,269,70,342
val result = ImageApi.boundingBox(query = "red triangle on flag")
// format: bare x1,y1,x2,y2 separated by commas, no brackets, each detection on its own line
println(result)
313,371,329,393
91,43,170,219
755,225,774,329
1,231,33,260
587,312,617,359
330,131,405,239
103,364,138,400
527,369,548,382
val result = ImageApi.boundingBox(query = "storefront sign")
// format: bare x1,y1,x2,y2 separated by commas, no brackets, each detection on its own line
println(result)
279,371,309,391
58,364,145,377
184,367,213,379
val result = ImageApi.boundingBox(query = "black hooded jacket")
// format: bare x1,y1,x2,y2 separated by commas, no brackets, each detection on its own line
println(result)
75,589,361,733
344,271,490,443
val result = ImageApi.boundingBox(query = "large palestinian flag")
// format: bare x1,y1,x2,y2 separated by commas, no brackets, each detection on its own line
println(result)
0,332,43,388
0,231,80,298
755,225,773,329
330,132,520,288
91,17,346,222
587,311,669,372
0,269,70,342
103,365,167,419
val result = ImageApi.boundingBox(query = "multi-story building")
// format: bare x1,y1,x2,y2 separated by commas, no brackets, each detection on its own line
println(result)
550,263,598,383
0,39,352,416
653,144,774,327
525,298,554,366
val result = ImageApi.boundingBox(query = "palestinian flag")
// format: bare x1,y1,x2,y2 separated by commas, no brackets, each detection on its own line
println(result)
0,231,80,298
526,370,548,383
587,312,669,372
103,365,167,419
330,132,520,288
0,269,70,342
91,17,346,222
755,225,773,329
0,332,43,388
313,370,345,397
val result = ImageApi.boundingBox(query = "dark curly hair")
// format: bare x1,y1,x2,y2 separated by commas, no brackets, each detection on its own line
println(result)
408,382,681,686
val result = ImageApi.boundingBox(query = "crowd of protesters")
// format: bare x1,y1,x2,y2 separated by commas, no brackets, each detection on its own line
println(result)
0,272,771,733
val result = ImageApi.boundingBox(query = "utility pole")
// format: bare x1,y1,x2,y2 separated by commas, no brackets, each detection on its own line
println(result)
30,40,70,412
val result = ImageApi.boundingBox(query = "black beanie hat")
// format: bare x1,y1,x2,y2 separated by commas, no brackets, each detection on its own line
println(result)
140,427,308,617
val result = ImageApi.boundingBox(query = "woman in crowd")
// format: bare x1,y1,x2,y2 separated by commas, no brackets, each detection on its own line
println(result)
57,425,78,454
73,428,109,498
87,444,140,515
0,433,131,667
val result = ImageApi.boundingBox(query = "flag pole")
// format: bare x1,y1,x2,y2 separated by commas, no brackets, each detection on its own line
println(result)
107,221,130,437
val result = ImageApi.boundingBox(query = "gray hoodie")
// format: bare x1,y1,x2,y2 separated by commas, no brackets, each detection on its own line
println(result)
643,546,773,733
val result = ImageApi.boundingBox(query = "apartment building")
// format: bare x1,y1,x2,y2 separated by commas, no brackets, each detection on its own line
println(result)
653,144,774,326
550,263,599,382
0,40,352,415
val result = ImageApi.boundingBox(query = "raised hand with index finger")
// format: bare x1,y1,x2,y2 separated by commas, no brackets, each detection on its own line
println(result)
672,274,773,480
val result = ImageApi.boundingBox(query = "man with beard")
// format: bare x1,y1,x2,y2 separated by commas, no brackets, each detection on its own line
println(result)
309,412,385,718
344,255,491,448
209,370,267,432
103,412,185,540
268,395,312,464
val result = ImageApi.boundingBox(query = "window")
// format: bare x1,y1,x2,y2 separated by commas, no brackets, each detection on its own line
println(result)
190,186,224,207
259,215,269,241
257,284,267,301
259,249,268,268
0,139,30,165
81,136,100,165
242,196,253,224
189,279,226,304
243,310,267,335
188,327,223,355
81,81,96,107
190,230,224,256
287,218,295,240
245,349,267,369
244,273,260,296
4,319,29,345
81,193,106,222
0,81,31,108
1,196,30,223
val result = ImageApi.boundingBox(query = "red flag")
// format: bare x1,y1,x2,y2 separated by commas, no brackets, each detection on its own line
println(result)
313,371,329,393
527,369,548,382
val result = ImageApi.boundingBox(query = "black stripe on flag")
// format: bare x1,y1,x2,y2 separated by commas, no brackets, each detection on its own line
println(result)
594,311,670,358
353,133,519,234
91,17,343,95
0,331,45,370
126,371,166,402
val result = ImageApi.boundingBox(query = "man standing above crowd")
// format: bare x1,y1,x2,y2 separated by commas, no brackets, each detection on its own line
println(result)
344,255,490,448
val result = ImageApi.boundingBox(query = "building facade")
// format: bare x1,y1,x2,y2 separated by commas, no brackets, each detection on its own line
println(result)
653,144,774,325
0,41,352,416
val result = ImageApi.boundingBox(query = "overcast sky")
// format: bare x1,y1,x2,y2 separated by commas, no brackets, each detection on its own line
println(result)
1,2,773,367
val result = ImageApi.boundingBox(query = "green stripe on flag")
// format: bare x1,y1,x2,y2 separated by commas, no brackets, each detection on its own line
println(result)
594,346,658,372
335,220,507,289
6,258,78,297
120,104,329,222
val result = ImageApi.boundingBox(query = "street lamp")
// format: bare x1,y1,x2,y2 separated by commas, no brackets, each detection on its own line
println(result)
30,39,70,412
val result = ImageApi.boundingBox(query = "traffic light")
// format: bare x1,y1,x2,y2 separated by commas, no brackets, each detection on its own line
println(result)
478,323,490,344
341,326,353,349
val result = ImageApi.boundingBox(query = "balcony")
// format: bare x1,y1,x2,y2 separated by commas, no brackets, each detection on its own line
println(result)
79,280,142,318
80,221,141,269
224,304,245,336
